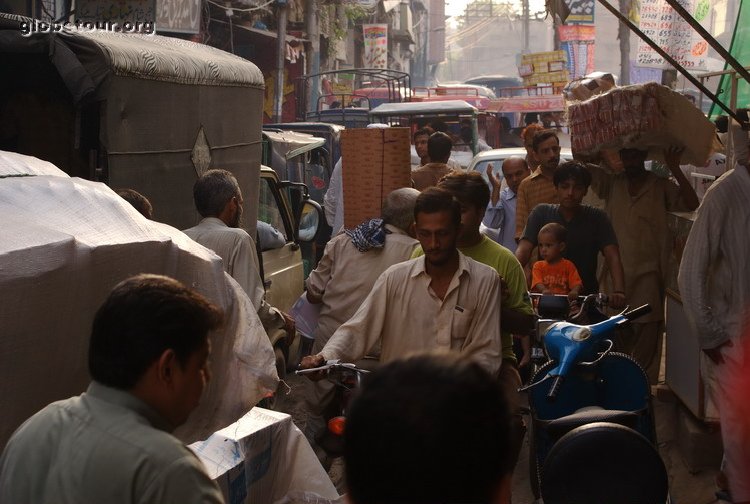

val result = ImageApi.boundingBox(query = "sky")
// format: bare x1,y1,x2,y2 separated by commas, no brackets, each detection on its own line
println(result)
444,0,548,26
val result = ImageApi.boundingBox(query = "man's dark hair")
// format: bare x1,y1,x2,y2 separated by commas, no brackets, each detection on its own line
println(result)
714,115,728,133
460,126,473,144
115,188,153,219
532,129,559,152
414,187,461,228
413,127,431,142
553,160,592,188
522,124,544,148
438,170,490,210
345,353,513,504
427,132,453,163
540,222,567,243
429,119,448,133
193,169,240,218
88,274,223,389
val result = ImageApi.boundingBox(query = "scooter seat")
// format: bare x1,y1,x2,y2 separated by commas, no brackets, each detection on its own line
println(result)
544,406,639,439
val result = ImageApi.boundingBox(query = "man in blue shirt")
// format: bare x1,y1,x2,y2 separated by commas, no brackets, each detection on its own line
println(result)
483,156,531,252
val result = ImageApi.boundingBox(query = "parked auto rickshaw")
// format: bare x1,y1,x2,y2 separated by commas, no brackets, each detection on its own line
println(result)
369,100,481,168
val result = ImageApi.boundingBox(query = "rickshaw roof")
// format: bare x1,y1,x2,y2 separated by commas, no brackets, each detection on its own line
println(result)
263,130,326,160
369,100,478,117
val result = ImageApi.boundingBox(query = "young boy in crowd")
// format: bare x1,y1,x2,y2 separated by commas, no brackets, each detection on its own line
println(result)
532,222,583,301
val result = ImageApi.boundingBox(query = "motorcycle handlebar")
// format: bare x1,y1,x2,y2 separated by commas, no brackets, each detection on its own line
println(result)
623,304,652,321
547,375,564,401
295,361,371,375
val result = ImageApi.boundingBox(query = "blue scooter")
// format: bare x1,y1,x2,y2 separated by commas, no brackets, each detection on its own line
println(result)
523,299,670,504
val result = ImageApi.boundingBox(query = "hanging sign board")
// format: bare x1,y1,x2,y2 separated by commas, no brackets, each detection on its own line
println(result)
636,0,709,71
363,24,388,69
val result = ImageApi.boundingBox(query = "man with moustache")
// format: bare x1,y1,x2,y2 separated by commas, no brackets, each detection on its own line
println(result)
184,169,293,335
514,129,563,241
300,187,503,376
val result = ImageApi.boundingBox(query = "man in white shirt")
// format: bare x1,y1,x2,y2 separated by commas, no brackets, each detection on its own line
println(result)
301,187,503,376
303,188,420,448
678,155,750,504
184,169,293,336
323,157,344,235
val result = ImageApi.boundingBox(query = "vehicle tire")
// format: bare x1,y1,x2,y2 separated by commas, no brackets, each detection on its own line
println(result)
259,346,287,410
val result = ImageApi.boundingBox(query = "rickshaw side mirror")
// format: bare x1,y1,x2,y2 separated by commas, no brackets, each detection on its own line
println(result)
297,199,322,243
278,181,323,242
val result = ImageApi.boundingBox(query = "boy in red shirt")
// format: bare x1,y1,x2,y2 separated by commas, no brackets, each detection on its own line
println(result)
532,222,583,301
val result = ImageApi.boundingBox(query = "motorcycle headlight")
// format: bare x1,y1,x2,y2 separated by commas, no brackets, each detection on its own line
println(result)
571,327,592,341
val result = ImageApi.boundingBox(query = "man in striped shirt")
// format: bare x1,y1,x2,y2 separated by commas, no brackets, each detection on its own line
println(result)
514,129,562,241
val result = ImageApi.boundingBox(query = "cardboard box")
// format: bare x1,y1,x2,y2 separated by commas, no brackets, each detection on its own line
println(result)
340,127,412,229
520,51,570,86
567,83,719,166
190,407,341,504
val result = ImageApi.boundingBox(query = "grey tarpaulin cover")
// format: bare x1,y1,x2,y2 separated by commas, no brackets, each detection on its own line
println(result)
0,150,278,449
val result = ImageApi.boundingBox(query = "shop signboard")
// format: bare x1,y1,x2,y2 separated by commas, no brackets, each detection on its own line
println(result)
155,0,201,34
636,0,709,71
566,0,596,23
77,0,155,29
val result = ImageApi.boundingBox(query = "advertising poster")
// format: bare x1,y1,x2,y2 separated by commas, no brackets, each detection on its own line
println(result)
363,24,388,69
636,0,709,71
566,0,596,23
558,25,596,79
78,0,156,27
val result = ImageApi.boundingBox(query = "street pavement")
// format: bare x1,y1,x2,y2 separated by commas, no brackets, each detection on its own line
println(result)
278,369,723,503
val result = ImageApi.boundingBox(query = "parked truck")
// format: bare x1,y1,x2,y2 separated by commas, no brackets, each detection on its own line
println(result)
0,14,320,408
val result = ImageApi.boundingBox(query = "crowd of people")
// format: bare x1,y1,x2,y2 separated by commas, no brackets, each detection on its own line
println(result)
302,120,749,501
1,111,748,504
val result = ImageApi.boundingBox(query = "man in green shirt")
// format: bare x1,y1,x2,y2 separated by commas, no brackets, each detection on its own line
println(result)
412,171,534,470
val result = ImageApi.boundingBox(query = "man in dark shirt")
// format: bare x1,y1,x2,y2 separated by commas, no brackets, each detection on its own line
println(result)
515,161,626,308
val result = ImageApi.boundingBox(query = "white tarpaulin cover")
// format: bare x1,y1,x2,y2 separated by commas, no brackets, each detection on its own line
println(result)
0,150,278,448
190,407,341,504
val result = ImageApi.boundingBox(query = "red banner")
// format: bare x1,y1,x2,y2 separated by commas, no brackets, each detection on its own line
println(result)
486,95,565,113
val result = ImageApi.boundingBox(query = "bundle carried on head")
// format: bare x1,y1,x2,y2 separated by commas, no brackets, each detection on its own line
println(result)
566,82,719,165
